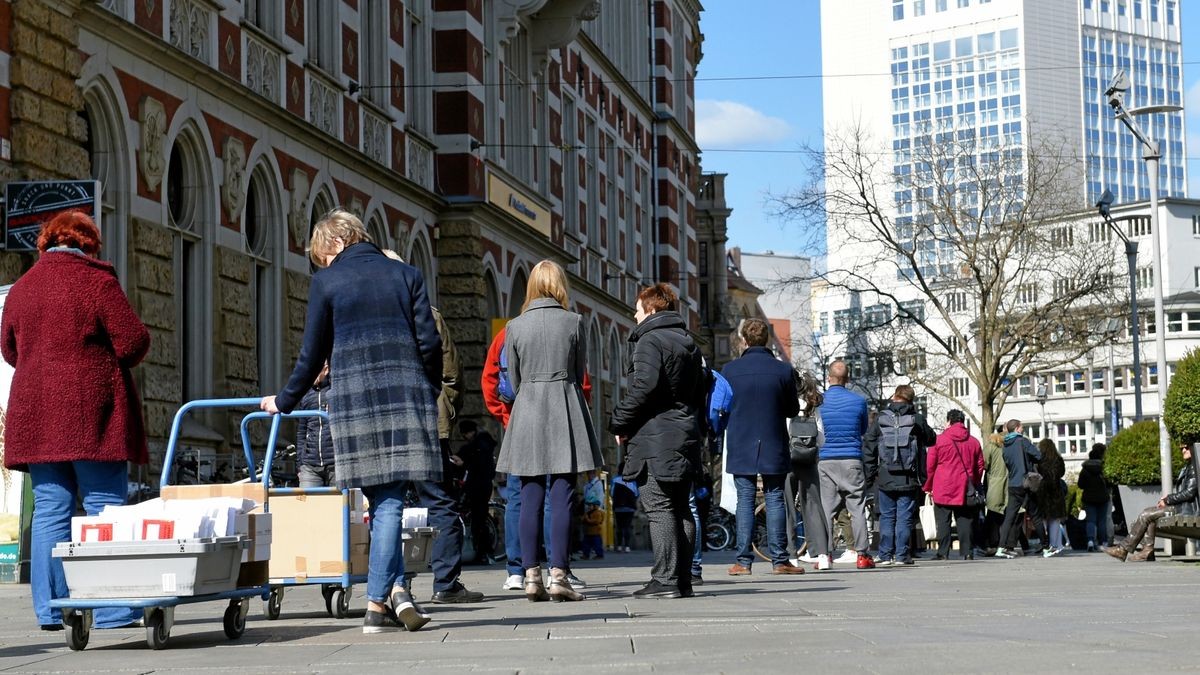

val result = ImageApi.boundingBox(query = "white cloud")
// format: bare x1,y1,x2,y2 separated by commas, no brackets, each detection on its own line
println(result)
695,99,792,147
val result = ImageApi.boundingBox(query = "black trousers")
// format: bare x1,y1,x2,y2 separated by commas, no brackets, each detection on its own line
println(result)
999,486,1043,550
640,474,694,588
934,503,977,558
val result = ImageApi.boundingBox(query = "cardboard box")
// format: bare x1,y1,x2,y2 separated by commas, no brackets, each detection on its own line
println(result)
268,494,369,580
241,536,272,563
161,484,267,506
237,512,274,563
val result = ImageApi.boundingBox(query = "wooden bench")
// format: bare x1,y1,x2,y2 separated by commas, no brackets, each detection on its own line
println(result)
1157,515,1200,540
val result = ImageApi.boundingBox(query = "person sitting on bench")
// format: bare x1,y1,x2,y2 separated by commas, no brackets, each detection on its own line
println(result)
1105,444,1198,562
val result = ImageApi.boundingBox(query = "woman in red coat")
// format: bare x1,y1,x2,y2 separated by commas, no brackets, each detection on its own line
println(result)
923,409,984,561
1,211,149,631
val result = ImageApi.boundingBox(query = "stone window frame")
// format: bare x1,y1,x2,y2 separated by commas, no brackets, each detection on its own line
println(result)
360,0,389,109
508,264,529,317
306,0,340,75
483,264,502,320
365,209,389,251
244,162,283,392
405,227,437,305
164,123,216,401
83,79,131,285
587,317,603,435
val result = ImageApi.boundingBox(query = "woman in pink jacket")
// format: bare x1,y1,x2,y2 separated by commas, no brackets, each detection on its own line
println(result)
923,409,984,560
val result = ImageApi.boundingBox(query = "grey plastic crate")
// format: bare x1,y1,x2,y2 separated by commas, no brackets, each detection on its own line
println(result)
402,527,436,573
52,537,248,599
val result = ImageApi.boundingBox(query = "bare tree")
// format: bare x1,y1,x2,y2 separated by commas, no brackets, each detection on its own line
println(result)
774,124,1123,435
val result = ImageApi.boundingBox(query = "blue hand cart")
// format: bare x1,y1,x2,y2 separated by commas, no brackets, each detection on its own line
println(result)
238,409,369,620
49,398,274,650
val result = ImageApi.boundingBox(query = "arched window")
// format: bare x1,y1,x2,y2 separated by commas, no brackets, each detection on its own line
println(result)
589,320,602,434
165,126,214,400
484,268,501,320
245,165,282,391
82,82,129,282
308,188,334,270
367,212,388,250
509,268,528,317
407,234,436,304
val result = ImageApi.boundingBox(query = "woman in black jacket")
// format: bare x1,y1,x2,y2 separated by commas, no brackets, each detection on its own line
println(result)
610,283,705,599
1077,444,1110,550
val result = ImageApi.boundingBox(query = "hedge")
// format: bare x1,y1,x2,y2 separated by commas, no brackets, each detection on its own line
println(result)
1103,419,1184,486
1164,347,1200,446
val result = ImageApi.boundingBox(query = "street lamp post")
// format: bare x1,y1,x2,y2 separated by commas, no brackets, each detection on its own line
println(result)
1105,69,1183,498
1095,190,1143,421
1036,382,1048,433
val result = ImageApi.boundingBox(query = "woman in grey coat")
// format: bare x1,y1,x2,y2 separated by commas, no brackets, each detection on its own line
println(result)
496,260,602,602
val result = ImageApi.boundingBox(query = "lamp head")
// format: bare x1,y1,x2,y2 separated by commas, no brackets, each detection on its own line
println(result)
1096,189,1115,217
1105,70,1130,109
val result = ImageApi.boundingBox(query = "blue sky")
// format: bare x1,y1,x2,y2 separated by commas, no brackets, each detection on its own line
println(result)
696,1,1200,257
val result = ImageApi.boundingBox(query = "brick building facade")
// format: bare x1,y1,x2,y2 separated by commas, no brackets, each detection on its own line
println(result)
0,0,703,476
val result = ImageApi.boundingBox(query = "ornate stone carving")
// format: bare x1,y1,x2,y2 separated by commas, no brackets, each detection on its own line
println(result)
138,97,166,192
495,0,601,73
406,134,433,191
288,169,310,250
309,76,338,136
362,109,388,165
169,0,212,64
348,197,364,220
246,34,282,104
222,138,247,220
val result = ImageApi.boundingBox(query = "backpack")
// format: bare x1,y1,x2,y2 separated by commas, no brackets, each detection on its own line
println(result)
878,409,918,473
497,343,516,403
705,368,734,436
788,414,819,465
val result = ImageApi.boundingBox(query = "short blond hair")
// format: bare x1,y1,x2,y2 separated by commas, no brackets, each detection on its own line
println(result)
309,208,370,266
523,260,570,312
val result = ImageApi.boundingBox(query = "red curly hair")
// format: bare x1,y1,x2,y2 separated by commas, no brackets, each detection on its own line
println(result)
36,210,101,256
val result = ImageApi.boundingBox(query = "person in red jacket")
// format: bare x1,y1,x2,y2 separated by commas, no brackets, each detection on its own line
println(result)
923,409,985,561
1,211,149,631
483,326,592,591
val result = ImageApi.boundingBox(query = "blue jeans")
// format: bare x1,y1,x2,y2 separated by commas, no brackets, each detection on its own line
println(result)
29,461,141,628
689,491,702,576
361,481,407,602
734,474,787,568
504,475,553,576
1084,500,1110,545
877,489,917,562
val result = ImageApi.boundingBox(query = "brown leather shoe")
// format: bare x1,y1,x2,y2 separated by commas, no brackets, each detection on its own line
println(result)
1103,545,1128,562
727,563,751,576
1128,547,1156,562
772,563,806,575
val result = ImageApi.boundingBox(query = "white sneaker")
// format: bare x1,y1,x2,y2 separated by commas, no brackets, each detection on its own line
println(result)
833,549,858,564
623,546,631,552
501,574,524,591
815,554,831,570
566,572,587,588
798,552,820,564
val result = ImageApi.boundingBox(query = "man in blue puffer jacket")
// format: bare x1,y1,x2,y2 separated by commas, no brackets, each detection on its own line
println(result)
817,360,873,569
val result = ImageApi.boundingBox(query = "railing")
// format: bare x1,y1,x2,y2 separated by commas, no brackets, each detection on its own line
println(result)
245,32,282,105
308,72,340,137
406,133,434,191
168,0,212,65
362,108,389,166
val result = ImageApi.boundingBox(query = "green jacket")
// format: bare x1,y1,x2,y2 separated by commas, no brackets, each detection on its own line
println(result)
983,437,1009,514
432,308,463,440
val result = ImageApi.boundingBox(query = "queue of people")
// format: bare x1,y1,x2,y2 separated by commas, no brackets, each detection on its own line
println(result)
11,209,1200,638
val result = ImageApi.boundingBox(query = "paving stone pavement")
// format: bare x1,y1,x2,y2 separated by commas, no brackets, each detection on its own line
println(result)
0,548,1198,673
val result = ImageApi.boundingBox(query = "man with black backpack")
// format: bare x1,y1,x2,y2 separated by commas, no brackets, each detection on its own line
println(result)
997,419,1043,558
863,385,936,566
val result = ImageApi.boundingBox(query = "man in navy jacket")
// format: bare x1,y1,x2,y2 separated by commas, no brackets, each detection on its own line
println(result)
817,360,874,569
721,319,805,575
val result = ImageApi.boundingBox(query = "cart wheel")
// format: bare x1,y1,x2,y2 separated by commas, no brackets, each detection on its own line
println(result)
333,588,350,619
264,587,283,620
322,584,336,617
145,609,169,650
223,601,246,639
64,613,89,651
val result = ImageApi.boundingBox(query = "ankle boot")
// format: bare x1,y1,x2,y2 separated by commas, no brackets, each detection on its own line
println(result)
1129,523,1157,562
1103,544,1129,561
548,567,585,602
524,568,549,602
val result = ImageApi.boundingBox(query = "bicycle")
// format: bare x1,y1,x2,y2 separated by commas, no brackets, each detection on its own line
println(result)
752,498,807,561
705,507,735,551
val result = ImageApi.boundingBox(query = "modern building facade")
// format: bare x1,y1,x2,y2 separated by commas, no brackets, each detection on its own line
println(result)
815,0,1190,453
0,0,704,475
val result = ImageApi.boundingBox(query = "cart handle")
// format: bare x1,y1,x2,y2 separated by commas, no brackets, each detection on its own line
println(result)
162,398,264,489
239,410,330,487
